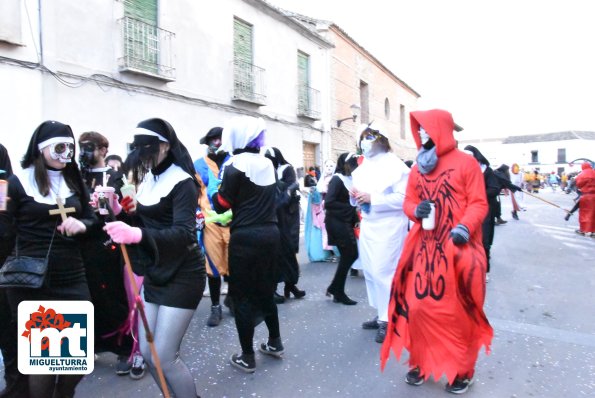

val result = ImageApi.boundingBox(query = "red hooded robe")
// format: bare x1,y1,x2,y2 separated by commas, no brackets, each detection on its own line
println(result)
380,109,493,383
575,162,595,233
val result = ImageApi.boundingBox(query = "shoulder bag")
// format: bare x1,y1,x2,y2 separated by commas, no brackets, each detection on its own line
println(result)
0,228,56,289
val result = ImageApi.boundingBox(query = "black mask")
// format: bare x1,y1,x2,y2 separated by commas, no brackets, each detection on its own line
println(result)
78,142,97,170
132,135,161,171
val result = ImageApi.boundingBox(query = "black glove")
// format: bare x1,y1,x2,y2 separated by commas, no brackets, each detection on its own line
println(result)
450,224,470,245
511,184,522,192
414,200,433,219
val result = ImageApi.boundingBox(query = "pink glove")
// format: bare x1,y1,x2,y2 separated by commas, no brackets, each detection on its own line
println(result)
109,193,122,216
104,221,142,244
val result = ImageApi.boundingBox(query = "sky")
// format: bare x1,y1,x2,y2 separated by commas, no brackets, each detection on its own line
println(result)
267,0,595,140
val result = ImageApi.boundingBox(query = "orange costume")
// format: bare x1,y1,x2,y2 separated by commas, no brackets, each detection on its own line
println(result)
381,109,493,383
194,155,230,277
575,162,595,234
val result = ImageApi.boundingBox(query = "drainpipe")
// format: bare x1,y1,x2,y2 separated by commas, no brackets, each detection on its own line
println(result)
38,0,43,65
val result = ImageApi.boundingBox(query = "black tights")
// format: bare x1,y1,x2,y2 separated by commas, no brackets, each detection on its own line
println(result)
208,276,222,306
29,375,85,398
234,295,280,354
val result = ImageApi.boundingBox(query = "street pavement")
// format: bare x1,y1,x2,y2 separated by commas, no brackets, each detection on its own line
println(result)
3,189,594,397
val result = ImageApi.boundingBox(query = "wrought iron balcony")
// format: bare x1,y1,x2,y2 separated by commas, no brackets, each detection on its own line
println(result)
297,85,321,120
118,16,176,81
231,59,266,105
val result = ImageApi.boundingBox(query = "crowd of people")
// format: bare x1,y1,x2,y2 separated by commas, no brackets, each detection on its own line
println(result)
1,110,594,397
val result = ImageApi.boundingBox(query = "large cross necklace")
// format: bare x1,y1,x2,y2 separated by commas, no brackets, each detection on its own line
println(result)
47,176,76,221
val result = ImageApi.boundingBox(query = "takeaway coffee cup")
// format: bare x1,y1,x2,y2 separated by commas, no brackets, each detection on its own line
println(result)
94,185,115,215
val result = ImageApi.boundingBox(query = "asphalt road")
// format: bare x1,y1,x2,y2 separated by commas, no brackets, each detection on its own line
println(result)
3,189,594,397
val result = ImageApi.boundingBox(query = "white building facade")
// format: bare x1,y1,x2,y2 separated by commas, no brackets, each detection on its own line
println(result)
459,131,595,175
0,0,333,169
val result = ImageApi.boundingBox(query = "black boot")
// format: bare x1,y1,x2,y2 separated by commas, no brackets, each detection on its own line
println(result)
326,286,357,305
511,210,519,220
274,291,285,304
284,284,306,299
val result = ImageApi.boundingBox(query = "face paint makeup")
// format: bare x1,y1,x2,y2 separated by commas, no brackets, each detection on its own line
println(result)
78,142,97,169
50,142,75,163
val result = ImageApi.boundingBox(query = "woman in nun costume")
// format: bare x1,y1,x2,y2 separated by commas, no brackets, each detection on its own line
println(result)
1,121,97,398
211,116,284,373
104,118,205,398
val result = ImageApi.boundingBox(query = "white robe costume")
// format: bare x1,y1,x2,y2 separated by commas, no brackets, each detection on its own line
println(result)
351,151,409,322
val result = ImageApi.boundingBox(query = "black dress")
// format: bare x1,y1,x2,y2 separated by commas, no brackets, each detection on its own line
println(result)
275,164,300,285
128,157,205,310
2,172,95,303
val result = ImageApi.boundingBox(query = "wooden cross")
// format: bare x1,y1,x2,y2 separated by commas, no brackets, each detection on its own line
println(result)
48,196,76,221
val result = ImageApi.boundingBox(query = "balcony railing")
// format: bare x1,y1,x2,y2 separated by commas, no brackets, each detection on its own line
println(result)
231,59,266,105
118,16,176,81
297,85,321,120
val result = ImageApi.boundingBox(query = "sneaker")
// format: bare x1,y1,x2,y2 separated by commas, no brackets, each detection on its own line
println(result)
405,367,424,386
115,355,131,375
495,217,507,225
129,354,145,380
362,316,379,330
375,321,388,343
259,339,284,358
229,353,255,373
445,377,474,394
511,211,519,220
575,229,585,236
207,305,222,327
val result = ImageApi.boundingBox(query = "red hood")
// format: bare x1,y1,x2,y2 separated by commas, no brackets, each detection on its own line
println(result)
582,162,592,171
410,109,456,156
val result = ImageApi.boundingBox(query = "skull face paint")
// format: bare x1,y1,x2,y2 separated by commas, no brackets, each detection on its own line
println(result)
49,142,75,163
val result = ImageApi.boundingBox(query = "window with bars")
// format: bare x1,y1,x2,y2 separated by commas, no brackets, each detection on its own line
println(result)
118,0,175,80
232,17,266,105
297,51,320,119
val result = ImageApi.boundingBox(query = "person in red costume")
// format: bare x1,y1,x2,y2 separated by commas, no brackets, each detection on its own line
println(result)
380,109,493,394
575,162,595,236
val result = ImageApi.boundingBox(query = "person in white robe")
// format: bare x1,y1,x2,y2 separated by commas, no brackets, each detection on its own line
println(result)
350,123,410,343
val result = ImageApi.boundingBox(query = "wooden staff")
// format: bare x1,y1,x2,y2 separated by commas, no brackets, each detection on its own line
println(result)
522,189,571,213
103,199,170,398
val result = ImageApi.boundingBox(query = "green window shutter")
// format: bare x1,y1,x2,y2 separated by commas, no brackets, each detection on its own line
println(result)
123,0,158,73
297,51,310,114
233,18,254,99
233,18,253,64
124,0,157,24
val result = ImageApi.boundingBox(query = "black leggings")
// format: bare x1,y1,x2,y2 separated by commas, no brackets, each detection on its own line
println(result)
228,225,280,354
329,241,358,294
208,275,222,306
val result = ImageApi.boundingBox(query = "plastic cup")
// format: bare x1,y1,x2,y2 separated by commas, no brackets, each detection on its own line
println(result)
0,180,7,211
94,185,115,215
120,183,137,212
422,202,436,231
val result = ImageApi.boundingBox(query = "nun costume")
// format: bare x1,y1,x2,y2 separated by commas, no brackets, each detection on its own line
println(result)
211,116,284,373
104,118,205,398
1,120,96,398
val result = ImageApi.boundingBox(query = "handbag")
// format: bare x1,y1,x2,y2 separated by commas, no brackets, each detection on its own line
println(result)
0,228,56,289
